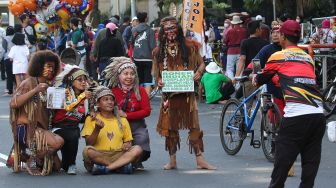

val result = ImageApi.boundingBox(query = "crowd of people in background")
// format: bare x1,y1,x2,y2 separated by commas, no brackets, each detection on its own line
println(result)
0,9,333,188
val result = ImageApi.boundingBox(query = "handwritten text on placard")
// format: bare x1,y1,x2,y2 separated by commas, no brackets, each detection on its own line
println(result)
162,71,194,92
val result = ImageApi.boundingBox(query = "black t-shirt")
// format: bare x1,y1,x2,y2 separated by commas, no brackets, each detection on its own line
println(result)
240,37,269,68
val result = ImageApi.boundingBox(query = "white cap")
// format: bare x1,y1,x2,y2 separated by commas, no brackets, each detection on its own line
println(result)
132,17,138,22
256,15,263,21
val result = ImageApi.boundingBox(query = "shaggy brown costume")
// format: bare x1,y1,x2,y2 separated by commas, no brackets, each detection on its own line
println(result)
10,77,53,175
153,17,205,155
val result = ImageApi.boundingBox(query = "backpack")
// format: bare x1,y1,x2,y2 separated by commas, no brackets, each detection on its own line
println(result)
24,25,37,45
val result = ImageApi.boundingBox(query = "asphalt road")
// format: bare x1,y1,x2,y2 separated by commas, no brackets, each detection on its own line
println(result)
0,80,335,188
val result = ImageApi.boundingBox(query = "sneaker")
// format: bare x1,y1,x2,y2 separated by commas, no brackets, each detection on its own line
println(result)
135,162,144,171
2,92,12,97
117,163,134,174
67,165,77,175
91,164,109,175
132,162,144,171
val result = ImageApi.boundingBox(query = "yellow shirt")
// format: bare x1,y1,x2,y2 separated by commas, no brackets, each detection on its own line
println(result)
82,114,133,151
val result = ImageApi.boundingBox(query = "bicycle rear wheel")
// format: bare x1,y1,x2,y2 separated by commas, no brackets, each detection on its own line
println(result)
261,104,282,162
219,98,245,155
323,82,336,118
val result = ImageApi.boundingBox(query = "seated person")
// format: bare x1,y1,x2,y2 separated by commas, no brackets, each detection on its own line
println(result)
201,62,234,104
82,86,143,175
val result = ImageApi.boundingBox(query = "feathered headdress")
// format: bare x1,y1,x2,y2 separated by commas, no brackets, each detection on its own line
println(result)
91,86,124,132
54,64,88,87
54,64,89,114
102,57,141,101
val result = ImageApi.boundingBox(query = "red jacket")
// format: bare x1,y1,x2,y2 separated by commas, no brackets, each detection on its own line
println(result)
112,86,151,121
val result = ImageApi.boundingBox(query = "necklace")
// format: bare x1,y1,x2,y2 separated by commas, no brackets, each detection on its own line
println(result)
163,44,188,71
165,43,178,58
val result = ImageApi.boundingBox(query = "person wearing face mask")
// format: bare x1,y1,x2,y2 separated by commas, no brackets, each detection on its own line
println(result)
221,19,231,70
69,17,86,70
245,24,284,115
8,50,64,176
296,16,301,24
103,57,151,170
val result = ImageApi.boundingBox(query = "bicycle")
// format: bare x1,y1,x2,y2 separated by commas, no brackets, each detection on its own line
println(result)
219,76,282,162
149,85,161,100
314,51,336,88
323,76,336,119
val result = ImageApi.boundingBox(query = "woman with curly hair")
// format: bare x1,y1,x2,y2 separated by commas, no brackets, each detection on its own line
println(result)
9,50,63,176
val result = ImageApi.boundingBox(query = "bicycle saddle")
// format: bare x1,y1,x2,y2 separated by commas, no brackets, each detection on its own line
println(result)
234,76,249,82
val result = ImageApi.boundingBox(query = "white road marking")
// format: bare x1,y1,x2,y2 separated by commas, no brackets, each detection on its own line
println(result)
0,153,8,167
0,153,8,160
0,115,10,119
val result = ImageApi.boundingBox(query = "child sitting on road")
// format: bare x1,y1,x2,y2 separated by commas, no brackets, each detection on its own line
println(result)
201,61,234,104
82,86,143,175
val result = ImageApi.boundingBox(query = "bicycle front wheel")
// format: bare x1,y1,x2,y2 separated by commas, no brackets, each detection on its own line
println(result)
261,104,282,162
323,82,336,117
219,98,245,155
150,86,161,100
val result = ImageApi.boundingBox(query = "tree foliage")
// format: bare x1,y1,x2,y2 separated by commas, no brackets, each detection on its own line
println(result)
243,0,335,20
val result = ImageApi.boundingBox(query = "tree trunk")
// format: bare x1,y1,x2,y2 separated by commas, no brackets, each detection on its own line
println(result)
297,0,303,17
90,0,101,28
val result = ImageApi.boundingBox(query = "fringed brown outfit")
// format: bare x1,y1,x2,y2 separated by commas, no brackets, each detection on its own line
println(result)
153,40,204,155
10,77,53,175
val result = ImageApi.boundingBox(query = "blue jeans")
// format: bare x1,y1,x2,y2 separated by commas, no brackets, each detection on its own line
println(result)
226,54,240,79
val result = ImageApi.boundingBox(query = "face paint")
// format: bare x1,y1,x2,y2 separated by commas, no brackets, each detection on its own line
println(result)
163,21,178,43
43,62,55,80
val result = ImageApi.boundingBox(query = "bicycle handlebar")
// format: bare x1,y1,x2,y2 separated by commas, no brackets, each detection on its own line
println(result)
234,76,249,82
298,43,336,58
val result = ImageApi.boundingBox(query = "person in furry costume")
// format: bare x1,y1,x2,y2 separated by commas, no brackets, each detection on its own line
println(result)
152,16,216,170
9,50,64,176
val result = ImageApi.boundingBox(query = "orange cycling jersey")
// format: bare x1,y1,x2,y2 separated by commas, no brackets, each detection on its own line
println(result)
256,46,322,107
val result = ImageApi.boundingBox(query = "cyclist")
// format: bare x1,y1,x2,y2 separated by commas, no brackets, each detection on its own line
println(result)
252,20,326,188
245,23,284,115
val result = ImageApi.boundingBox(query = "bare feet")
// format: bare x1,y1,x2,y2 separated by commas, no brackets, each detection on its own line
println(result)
163,162,177,170
218,100,227,104
196,155,217,170
288,165,295,177
163,154,177,170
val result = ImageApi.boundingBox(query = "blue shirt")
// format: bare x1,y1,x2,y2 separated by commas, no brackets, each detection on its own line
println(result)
254,43,283,98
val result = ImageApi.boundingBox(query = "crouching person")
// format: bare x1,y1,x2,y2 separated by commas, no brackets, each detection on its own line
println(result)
9,50,64,176
82,86,143,175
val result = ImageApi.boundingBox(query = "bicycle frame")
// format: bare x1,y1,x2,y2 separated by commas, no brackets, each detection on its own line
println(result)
227,87,263,132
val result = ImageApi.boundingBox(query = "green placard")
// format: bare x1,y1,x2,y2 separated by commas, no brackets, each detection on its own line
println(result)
162,71,194,92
